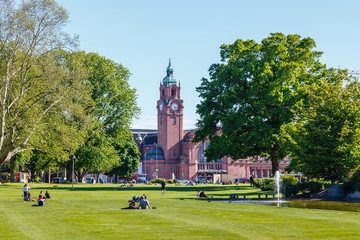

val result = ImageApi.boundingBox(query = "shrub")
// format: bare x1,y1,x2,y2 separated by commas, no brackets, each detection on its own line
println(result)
307,180,324,193
260,178,275,191
282,183,301,197
173,179,178,183
349,165,360,184
154,178,164,184
345,165,360,193
280,176,300,197
282,175,299,185
253,178,263,188
167,179,174,184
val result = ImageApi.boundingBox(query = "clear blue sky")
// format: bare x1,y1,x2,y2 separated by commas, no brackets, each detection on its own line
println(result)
57,0,360,129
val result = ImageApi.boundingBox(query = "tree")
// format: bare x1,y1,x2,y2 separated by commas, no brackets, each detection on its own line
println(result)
107,131,141,181
194,33,324,175
73,123,121,181
283,71,360,182
24,150,57,182
72,52,140,179
0,0,92,167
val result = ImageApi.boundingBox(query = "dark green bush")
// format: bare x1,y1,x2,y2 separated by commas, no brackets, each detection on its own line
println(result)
307,180,324,193
253,178,263,188
153,178,164,184
173,179,178,183
282,183,300,197
350,165,360,184
167,179,174,184
343,165,360,193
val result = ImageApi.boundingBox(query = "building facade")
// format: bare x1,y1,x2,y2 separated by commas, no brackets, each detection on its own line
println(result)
132,60,289,181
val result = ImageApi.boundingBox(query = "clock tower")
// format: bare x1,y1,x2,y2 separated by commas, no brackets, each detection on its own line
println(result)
157,59,183,161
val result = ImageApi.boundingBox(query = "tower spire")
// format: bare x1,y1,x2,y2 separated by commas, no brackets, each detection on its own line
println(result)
163,59,177,86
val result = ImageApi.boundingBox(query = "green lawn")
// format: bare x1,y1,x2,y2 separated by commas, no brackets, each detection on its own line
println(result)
0,183,359,240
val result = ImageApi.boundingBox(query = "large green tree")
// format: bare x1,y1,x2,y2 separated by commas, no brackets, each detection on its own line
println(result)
0,0,92,168
283,70,360,182
194,33,324,175
107,132,141,181
72,52,140,179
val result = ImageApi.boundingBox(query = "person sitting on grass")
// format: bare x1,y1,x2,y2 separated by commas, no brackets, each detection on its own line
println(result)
122,200,138,209
45,191,52,199
37,196,45,206
139,195,151,209
197,190,201,197
132,195,140,202
38,191,43,199
199,190,208,198
27,191,35,202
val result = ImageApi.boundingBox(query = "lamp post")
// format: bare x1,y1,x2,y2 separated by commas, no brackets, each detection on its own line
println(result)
70,155,76,190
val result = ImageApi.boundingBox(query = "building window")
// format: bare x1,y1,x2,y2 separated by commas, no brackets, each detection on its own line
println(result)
173,150,176,156
173,118,176,125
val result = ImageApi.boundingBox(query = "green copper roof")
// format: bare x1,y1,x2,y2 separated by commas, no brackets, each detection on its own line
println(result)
163,59,177,87
135,133,142,141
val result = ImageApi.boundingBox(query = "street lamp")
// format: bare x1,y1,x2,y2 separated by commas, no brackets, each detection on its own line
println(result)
70,155,76,190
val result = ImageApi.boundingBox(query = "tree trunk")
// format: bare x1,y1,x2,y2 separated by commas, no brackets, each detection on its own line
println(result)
66,160,72,182
10,157,15,182
271,156,280,176
30,169,36,182
48,169,51,184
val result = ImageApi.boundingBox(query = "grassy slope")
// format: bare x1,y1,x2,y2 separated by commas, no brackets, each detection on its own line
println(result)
0,183,359,240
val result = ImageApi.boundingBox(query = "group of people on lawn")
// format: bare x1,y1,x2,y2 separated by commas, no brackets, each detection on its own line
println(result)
22,184,52,206
123,194,151,209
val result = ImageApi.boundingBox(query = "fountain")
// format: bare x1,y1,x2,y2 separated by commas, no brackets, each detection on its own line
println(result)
231,170,360,212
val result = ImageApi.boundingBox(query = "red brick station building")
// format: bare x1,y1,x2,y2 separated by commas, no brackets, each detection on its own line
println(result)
132,60,289,181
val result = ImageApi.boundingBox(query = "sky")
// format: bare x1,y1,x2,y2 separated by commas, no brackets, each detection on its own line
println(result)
57,0,360,130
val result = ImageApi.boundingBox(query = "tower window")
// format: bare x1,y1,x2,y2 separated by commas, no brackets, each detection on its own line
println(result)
160,117,162,125
171,89,175,96
162,89,164,97
173,118,176,125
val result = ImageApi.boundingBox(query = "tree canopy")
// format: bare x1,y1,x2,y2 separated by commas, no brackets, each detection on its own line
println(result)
73,52,140,178
0,0,92,167
194,33,324,175
283,70,360,182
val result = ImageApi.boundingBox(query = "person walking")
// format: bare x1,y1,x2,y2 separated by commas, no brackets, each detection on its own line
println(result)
161,179,166,195
250,175,254,186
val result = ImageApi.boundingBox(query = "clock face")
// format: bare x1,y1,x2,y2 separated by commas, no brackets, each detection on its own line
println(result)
171,103,178,111
159,104,163,111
